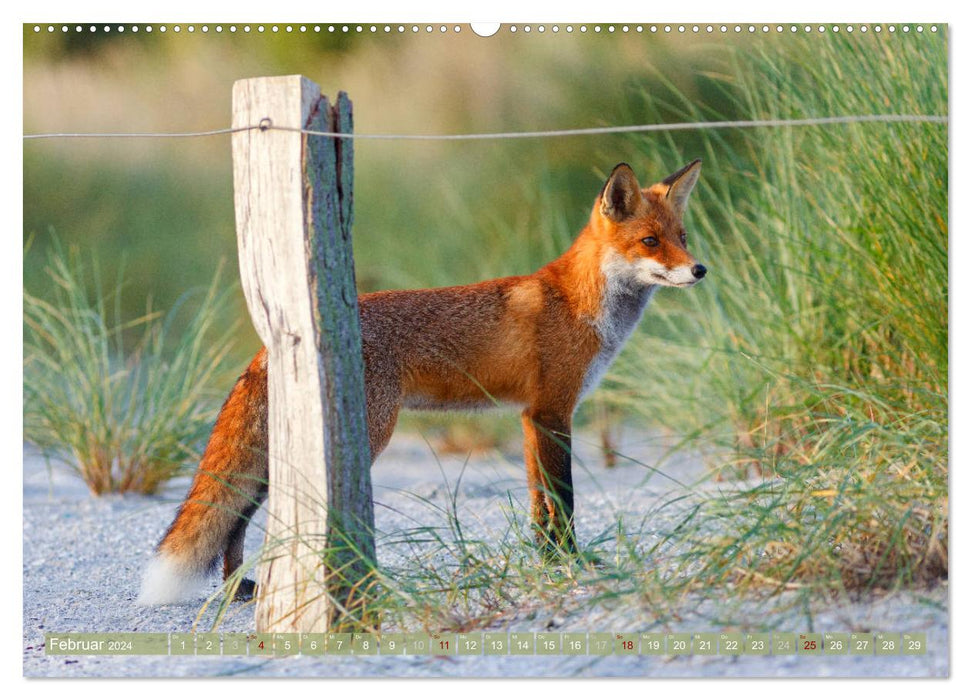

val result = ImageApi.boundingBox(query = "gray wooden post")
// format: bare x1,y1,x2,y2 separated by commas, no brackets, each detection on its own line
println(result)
231,75,374,633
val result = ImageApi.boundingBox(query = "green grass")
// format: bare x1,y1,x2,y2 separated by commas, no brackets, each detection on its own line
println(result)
202,434,942,637
596,31,948,594
24,238,240,494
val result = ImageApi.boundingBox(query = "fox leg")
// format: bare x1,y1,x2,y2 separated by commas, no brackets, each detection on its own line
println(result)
360,343,401,459
521,409,576,555
221,487,268,601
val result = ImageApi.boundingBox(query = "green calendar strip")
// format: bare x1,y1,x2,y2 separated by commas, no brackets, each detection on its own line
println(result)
42,631,928,657
44,633,169,655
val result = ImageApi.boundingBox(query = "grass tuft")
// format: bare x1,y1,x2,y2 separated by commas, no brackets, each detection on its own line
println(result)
24,238,240,495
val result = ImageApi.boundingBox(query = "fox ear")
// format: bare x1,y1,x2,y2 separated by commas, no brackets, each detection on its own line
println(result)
661,159,702,217
600,163,643,221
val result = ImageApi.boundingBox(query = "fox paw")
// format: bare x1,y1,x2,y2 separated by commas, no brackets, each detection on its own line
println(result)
232,578,257,602
536,532,579,562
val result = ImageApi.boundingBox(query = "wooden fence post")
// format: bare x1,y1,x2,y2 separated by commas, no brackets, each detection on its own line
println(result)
231,75,375,633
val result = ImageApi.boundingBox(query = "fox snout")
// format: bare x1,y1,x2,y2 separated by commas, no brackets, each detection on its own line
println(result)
668,261,707,287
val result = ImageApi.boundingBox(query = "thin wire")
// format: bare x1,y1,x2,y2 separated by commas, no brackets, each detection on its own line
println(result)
290,114,949,141
22,125,262,140
22,114,947,142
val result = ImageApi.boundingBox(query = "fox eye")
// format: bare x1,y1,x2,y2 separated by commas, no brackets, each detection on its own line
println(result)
680,232,687,246
641,236,659,247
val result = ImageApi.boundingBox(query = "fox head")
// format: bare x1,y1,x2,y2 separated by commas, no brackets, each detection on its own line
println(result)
595,160,706,288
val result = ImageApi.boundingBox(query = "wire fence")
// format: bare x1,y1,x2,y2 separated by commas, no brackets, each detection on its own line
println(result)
22,113,948,142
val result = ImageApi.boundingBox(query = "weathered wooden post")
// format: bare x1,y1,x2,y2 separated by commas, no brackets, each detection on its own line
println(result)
231,75,375,633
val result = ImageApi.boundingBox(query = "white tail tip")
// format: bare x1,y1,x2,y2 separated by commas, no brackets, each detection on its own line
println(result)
136,553,208,605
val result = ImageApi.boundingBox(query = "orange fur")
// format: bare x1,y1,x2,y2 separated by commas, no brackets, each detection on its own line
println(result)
140,161,706,603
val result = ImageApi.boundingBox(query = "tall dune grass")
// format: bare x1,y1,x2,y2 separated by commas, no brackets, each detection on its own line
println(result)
607,31,947,592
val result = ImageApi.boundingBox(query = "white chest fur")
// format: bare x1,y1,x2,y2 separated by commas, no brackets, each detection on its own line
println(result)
580,266,657,401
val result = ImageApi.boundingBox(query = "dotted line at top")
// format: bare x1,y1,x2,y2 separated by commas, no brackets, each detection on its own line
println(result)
30,24,941,36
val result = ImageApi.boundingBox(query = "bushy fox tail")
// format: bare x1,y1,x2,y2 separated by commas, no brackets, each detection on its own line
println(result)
137,348,270,605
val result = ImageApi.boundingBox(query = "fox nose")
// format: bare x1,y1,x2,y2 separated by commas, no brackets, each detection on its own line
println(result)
691,264,707,279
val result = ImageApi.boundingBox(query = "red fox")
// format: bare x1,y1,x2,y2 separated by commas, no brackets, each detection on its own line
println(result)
138,160,706,605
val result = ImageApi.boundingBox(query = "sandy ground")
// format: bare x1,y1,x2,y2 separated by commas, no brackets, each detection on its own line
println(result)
22,430,948,678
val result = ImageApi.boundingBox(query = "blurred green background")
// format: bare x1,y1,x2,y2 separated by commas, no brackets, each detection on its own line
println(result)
23,25,741,356
24,24,756,455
